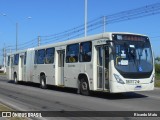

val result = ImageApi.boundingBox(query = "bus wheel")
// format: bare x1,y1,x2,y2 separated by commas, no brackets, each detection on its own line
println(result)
80,78,89,96
14,74,18,84
40,75,47,89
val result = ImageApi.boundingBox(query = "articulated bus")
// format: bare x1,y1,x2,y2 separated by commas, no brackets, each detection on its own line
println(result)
6,32,155,95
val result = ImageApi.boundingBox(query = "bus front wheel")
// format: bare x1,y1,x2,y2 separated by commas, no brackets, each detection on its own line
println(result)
80,78,90,96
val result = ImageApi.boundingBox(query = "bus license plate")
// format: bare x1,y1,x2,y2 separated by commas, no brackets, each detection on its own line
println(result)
135,85,142,90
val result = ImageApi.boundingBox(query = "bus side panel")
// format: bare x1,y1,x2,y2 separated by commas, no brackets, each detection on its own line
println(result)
34,64,43,83
64,63,93,89
44,64,55,85
64,63,80,88
10,56,14,80
34,64,55,85
6,66,11,80
26,49,34,82
79,63,93,90
6,56,11,80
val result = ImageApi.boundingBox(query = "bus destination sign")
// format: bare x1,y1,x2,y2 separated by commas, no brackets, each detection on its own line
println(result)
112,34,148,41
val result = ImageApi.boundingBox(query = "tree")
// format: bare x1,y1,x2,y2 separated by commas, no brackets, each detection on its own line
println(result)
155,57,160,62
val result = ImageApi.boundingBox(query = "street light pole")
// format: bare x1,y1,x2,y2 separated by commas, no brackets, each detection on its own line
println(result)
2,14,31,51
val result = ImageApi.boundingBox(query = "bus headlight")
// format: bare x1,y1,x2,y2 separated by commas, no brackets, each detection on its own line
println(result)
114,74,125,84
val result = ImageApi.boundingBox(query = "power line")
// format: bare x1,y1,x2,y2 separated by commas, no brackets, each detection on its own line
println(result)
150,36,160,38
5,2,160,51
40,2,160,44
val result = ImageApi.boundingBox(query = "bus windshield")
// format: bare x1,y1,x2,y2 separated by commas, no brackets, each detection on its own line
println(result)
113,35,153,78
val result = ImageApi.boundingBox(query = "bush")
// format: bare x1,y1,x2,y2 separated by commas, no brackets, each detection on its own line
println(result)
155,63,160,74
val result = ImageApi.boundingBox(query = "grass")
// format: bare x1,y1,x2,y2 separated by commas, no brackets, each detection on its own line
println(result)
155,73,160,80
155,80,160,87
155,73,160,87
0,103,28,120
0,103,13,111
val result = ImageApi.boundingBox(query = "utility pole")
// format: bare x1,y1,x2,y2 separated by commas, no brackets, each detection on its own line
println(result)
38,36,41,46
84,0,88,37
16,22,18,51
3,47,6,73
103,16,106,33
2,14,31,51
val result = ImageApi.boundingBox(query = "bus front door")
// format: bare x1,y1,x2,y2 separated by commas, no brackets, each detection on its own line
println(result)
58,50,65,86
96,45,109,91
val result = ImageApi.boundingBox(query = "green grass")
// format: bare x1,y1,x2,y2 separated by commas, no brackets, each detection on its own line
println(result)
155,73,160,87
155,73,160,80
0,103,13,111
155,80,160,87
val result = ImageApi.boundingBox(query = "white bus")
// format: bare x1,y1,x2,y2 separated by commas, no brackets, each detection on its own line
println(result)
6,32,155,95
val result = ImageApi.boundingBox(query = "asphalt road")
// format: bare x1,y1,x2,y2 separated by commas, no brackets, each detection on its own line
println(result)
0,74,160,120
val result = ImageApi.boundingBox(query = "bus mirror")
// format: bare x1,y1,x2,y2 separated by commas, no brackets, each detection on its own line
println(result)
106,40,115,54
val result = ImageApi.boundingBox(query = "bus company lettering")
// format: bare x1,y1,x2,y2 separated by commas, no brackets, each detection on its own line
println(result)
97,39,106,44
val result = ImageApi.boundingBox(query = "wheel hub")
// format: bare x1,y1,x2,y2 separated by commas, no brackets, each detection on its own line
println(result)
82,82,87,90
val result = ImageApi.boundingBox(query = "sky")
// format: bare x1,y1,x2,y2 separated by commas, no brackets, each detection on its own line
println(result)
0,0,160,64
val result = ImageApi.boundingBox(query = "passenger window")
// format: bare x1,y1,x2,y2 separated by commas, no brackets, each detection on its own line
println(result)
66,43,79,63
14,54,19,65
45,48,55,64
37,49,45,64
80,42,92,62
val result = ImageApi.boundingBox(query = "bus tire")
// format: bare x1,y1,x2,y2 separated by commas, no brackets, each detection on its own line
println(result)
40,75,47,89
14,73,18,84
80,77,90,96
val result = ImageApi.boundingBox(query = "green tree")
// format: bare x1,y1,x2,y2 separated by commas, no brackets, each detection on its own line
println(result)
155,57,160,61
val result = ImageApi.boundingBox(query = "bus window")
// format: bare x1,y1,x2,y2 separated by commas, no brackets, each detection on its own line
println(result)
45,48,55,64
66,43,79,63
37,49,45,64
14,54,19,65
7,56,10,66
80,41,92,62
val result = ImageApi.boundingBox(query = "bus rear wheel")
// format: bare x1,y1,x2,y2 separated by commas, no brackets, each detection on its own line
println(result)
80,78,90,96
40,75,47,89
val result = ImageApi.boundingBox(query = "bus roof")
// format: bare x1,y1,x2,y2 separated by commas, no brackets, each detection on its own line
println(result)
7,32,148,54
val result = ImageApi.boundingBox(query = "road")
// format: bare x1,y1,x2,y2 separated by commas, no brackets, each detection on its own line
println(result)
0,74,160,120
